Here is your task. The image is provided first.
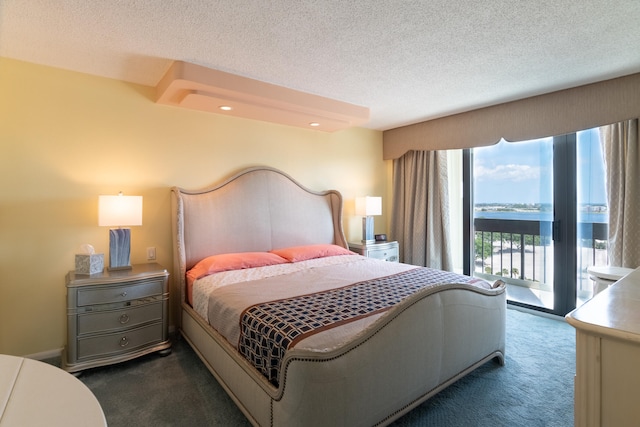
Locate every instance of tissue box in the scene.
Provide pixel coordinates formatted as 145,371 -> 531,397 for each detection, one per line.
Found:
75,254 -> 104,275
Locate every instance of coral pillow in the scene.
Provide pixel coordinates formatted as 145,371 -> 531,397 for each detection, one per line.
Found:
270,244 -> 355,263
187,252 -> 289,283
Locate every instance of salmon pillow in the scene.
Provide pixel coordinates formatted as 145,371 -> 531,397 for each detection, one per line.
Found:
270,244 -> 355,263
187,252 -> 289,283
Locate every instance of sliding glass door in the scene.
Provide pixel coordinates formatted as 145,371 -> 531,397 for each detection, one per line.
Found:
470,137 -> 556,311
464,128 -> 607,316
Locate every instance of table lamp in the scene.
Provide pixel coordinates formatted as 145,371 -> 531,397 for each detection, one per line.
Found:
99,193 -> 142,270
355,196 -> 382,243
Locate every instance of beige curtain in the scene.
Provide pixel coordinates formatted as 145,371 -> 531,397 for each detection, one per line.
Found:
391,150 -> 452,270
600,119 -> 640,268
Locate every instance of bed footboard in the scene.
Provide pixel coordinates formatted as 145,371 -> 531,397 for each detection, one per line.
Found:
181,286 -> 505,427
273,287 -> 505,426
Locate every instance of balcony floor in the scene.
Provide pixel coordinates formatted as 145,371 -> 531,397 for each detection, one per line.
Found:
506,282 -> 593,311
507,283 -> 553,309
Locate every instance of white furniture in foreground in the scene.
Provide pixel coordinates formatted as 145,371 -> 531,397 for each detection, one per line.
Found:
0,354 -> 106,426
566,266 -> 640,427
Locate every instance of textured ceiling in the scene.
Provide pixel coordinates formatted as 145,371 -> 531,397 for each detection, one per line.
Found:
2,1 -> 640,131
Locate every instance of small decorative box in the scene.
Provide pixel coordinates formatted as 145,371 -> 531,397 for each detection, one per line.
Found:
75,254 -> 104,275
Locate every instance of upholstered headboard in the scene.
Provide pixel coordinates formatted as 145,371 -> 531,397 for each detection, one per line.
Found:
171,166 -> 347,301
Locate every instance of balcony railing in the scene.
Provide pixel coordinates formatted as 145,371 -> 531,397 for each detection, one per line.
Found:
473,218 -> 608,295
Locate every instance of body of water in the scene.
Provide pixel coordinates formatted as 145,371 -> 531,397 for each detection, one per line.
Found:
474,210 -> 608,224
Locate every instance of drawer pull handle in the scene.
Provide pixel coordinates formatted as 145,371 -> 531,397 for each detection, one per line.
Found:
119,314 -> 130,324
120,291 -> 127,297
119,336 -> 129,347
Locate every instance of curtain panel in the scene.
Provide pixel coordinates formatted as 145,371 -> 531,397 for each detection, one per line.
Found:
391,150 -> 452,270
600,119 -> 640,268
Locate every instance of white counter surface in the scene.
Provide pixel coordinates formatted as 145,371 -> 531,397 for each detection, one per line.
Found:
567,267 -> 640,343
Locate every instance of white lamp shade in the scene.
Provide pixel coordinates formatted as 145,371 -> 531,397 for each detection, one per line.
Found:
98,195 -> 143,227
355,196 -> 382,216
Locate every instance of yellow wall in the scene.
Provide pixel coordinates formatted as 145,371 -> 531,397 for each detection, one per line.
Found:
0,58 -> 389,357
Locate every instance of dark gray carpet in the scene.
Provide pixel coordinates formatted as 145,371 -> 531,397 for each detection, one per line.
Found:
77,308 -> 574,426
389,308 -> 575,426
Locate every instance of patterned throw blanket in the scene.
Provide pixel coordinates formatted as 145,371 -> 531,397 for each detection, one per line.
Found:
238,267 -> 489,386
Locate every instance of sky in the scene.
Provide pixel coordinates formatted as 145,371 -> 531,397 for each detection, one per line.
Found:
473,128 -> 607,205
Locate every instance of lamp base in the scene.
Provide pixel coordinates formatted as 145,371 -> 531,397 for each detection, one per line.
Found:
361,216 -> 375,244
108,228 -> 132,270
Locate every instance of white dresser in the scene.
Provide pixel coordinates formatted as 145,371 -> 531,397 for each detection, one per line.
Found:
566,267 -> 640,427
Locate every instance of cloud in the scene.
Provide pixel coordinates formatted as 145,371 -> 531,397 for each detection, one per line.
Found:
475,164 -> 540,182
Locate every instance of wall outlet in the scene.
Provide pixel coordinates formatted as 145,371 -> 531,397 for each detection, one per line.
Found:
147,247 -> 156,260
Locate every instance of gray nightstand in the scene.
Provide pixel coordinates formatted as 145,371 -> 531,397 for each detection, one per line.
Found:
349,241 -> 399,262
63,263 -> 171,374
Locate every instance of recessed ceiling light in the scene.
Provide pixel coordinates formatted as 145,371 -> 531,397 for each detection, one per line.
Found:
219,105 -> 233,111
309,122 -> 320,127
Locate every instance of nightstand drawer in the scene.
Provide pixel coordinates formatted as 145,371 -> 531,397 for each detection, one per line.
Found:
367,248 -> 398,262
77,278 -> 164,306
77,323 -> 163,360
77,302 -> 163,335
349,241 -> 399,262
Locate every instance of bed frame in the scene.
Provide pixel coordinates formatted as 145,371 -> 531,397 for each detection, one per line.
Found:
171,166 -> 506,426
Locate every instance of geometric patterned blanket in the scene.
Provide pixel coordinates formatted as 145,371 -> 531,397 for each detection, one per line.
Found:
238,267 -> 488,386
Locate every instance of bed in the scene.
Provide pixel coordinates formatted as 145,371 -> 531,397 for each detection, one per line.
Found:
171,166 -> 506,427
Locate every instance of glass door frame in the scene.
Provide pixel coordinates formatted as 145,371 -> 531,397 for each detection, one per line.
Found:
552,134 -> 577,315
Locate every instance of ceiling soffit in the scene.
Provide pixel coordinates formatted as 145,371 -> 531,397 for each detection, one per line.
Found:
156,61 -> 369,132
